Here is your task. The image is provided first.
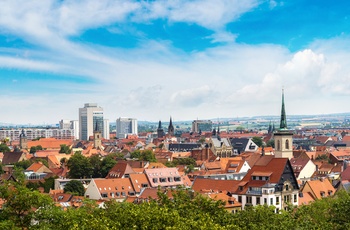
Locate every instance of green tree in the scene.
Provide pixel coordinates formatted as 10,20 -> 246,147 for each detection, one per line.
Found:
266,139 -> 275,148
67,153 -> 93,179
59,144 -> 71,154
40,176 -> 56,193
89,154 -> 102,178
64,180 -> 85,196
0,181 -> 53,229
139,149 -> 157,162
252,136 -> 263,147
29,145 -> 43,154
0,144 -> 10,153
100,154 -> 117,178
130,149 -> 141,159
14,160 -> 31,170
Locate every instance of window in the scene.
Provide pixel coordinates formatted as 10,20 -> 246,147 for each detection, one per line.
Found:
256,197 -> 260,205
168,177 -> 173,182
246,196 -> 252,204
160,178 -> 167,183
294,194 -> 297,202
285,184 -> 289,191
153,178 -> 158,183
141,183 -> 148,188
285,139 -> 289,149
264,198 -> 267,204
277,140 -> 281,151
238,196 -> 242,203
116,192 -> 120,197
110,192 -> 114,197
276,197 -> 280,205
174,177 -> 181,182
101,193 -> 108,198
121,192 -> 126,196
284,195 -> 290,203
128,191 -> 136,196
270,198 -> 273,205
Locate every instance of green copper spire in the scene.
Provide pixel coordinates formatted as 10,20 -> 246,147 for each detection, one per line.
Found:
280,89 -> 287,130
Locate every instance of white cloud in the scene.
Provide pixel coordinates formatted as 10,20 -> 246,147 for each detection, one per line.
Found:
170,85 -> 214,107
141,0 -> 259,30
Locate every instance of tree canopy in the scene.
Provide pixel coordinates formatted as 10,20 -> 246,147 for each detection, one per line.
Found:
59,144 -> 71,154
130,149 -> 156,162
64,180 -> 85,196
67,153 -> 93,179
0,143 -> 10,153
2,181 -> 350,229
29,145 -> 43,154
251,136 -> 263,147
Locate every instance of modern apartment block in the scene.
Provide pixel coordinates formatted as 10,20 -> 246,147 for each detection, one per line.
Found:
0,128 -> 75,141
192,119 -> 213,133
116,117 -> 138,139
79,103 -> 104,140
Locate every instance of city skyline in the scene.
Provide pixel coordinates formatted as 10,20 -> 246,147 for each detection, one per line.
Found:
1,1 -> 350,124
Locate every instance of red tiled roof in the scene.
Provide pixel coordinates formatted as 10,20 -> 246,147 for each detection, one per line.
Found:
129,174 -> 150,193
28,138 -> 73,149
192,178 -> 240,193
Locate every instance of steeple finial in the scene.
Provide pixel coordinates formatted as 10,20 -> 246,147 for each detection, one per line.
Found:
280,88 -> 287,130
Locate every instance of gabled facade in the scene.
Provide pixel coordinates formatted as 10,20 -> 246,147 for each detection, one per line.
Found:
232,157 -> 299,212
85,178 -> 135,201
290,158 -> 316,181
209,137 -> 233,158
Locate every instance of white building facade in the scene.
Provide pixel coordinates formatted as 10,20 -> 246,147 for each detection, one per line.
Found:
79,103 -> 104,140
116,117 -> 138,139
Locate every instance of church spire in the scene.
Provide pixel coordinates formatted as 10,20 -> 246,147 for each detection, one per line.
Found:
168,116 -> 174,136
280,88 -> 287,130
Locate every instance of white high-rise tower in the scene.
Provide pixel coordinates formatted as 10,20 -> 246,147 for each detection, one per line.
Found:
79,103 -> 104,140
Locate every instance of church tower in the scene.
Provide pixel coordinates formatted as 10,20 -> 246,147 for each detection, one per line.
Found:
19,129 -> 27,149
157,120 -> 165,138
274,89 -> 293,159
168,117 -> 174,136
93,121 -> 102,149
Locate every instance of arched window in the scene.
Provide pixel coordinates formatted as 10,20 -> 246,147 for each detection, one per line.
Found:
285,139 -> 289,150
277,140 -> 281,151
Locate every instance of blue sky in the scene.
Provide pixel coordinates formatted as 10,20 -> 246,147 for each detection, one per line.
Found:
1,0 -> 350,124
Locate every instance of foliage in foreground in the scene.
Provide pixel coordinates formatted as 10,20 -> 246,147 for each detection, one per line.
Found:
2,180 -> 350,229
